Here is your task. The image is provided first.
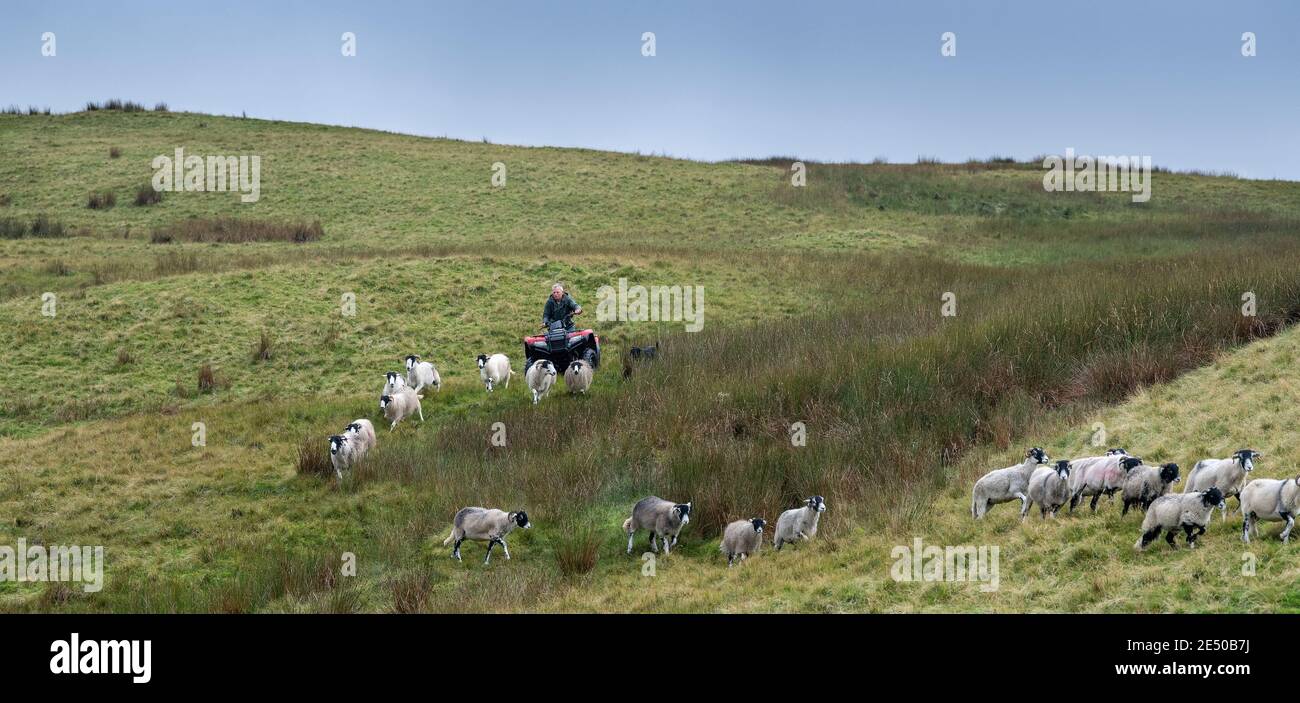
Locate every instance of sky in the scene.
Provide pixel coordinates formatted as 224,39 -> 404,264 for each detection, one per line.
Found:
3,0 -> 1298,179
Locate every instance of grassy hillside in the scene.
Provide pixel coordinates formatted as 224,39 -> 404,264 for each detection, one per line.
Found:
1,108 -> 1298,612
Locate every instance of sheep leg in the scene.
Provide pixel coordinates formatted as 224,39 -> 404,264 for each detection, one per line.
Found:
1122,500 -> 1130,516
648,534 -> 658,553
1281,512 -> 1295,543
500,538 -> 511,560
452,538 -> 463,561
662,534 -> 671,556
484,540 -> 497,565
1069,490 -> 1081,513
1020,497 -> 1031,521
1089,493 -> 1101,512
1166,528 -> 1179,549
417,406 -> 424,422
625,530 -> 635,555
727,554 -> 734,568
1242,514 -> 1252,543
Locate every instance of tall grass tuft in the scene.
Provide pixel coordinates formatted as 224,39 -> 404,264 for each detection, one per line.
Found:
295,435 -> 333,478
553,520 -> 602,576
135,184 -> 162,206
252,331 -> 274,363
198,363 -> 216,394
86,191 -> 116,209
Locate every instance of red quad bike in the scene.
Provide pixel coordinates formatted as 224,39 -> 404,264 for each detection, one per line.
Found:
524,319 -> 601,375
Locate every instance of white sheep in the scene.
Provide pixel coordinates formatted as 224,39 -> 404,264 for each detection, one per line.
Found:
1135,487 -> 1225,550
441,508 -> 531,565
379,388 -> 423,431
1239,475 -> 1300,543
477,353 -> 512,392
405,354 -> 441,393
971,448 -> 1049,519
623,497 -> 691,555
563,359 -> 593,395
1121,462 -> 1180,516
525,360 -> 557,404
774,495 -> 826,549
327,434 -> 362,479
1184,449 -> 1260,521
382,371 -> 407,396
342,418 -> 376,455
1025,460 -> 1072,519
720,518 -> 766,566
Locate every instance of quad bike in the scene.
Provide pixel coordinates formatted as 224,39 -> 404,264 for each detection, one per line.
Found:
523,318 -> 600,375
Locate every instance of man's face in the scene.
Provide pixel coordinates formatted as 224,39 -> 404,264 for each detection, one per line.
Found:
551,288 -> 563,300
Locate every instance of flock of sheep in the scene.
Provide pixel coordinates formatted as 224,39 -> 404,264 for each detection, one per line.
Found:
326,352 -> 597,476
323,351 -> 827,567
971,447 -> 1299,549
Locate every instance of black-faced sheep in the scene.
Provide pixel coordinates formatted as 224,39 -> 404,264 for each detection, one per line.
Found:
379,388 -> 423,431
1135,487 -> 1225,551
1070,453 -> 1143,513
623,496 -> 691,555
971,448 -> 1049,519
1026,460 -> 1072,519
441,508 -> 531,565
1121,462 -> 1179,516
1184,449 -> 1260,521
563,359 -> 593,394
525,359 -> 557,404
774,495 -> 826,549
477,353 -> 512,392
405,354 -> 441,393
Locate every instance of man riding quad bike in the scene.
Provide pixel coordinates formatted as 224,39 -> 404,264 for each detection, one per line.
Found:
524,284 -> 600,375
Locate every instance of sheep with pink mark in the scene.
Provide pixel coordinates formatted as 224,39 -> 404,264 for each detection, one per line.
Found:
1069,450 -> 1142,513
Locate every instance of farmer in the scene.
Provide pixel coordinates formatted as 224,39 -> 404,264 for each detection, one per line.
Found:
541,283 -> 583,331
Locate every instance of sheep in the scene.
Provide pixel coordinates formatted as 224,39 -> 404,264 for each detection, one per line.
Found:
1025,460 -> 1072,519
1134,487 -> 1225,550
342,418 -> 376,455
477,353 -> 512,392
405,354 -> 441,393
774,495 -> 826,549
327,434 -> 362,479
441,508 -> 531,565
525,359 -> 557,404
379,388 -> 423,431
1184,449 -> 1260,521
382,371 -> 407,396
1069,452 -> 1142,513
563,359 -> 593,395
720,518 -> 766,566
1239,475 -> 1300,543
971,448 -> 1049,519
1121,463 -> 1180,516
623,497 -> 691,555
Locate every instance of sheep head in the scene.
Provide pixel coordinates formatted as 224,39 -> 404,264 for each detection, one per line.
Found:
1160,463 -> 1180,484
1234,449 -> 1260,472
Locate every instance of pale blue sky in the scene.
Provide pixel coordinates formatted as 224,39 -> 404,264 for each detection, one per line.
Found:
3,0 -> 1297,178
